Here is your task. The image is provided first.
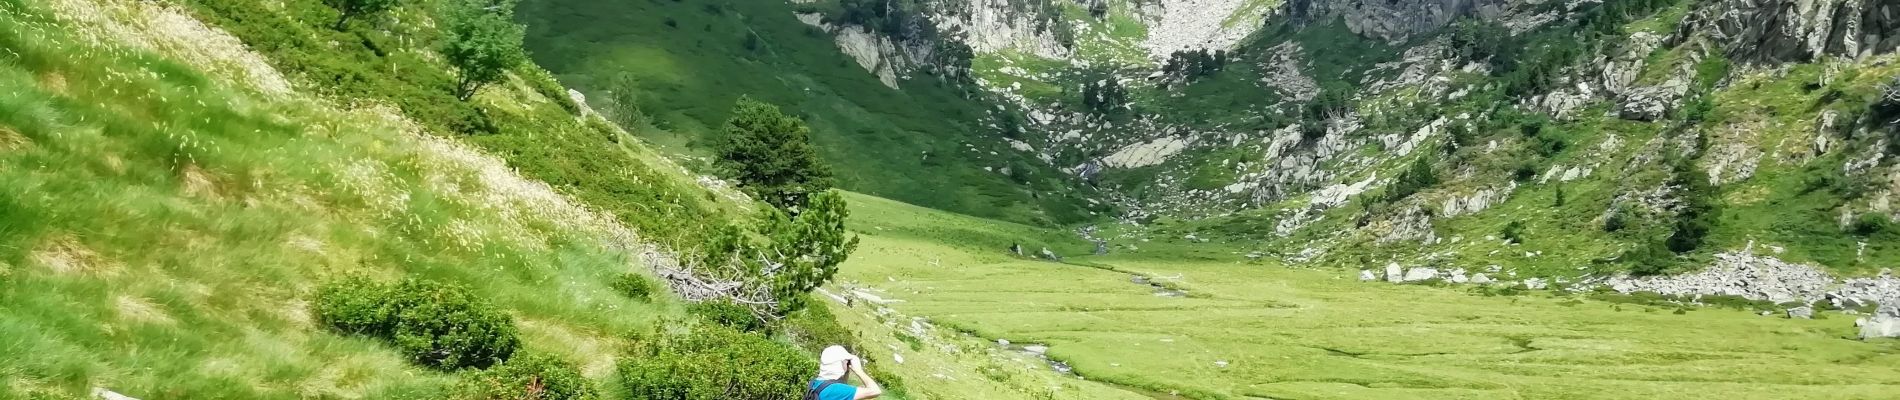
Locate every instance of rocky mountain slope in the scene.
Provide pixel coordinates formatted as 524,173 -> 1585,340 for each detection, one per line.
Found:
789,0 -> 1900,312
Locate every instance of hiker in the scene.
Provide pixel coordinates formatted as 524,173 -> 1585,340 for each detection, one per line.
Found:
807,346 -> 883,400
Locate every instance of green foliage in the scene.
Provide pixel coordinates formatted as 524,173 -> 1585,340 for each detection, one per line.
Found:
453,353 -> 597,400
442,0 -> 527,100
1383,156 -> 1440,203
619,325 -> 814,400
314,279 -> 520,370
1448,18 -> 1507,63
1162,49 -> 1230,80
690,300 -> 767,333
611,273 -> 658,301
1501,220 -> 1526,244
1624,241 -> 1680,276
716,97 -> 835,210
1851,213 -> 1893,236
1664,159 -> 1718,253
759,190 -> 861,313
324,0 -> 400,29
1081,78 -> 1130,114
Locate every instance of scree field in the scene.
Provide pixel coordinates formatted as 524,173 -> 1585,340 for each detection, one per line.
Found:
821,193 -> 1900,400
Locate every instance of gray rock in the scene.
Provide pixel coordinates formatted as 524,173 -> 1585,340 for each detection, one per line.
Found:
1402,267 -> 1440,282
92,389 -> 139,400
1699,0 -> 1900,63
1788,306 -> 1814,319
1471,273 -> 1493,284
1023,345 -> 1049,355
1523,278 -> 1548,290
1359,269 -> 1378,282
1604,252 -> 1900,307
1385,263 -> 1405,283
1618,79 -> 1687,121
1858,306 -> 1900,340
1448,268 -> 1470,284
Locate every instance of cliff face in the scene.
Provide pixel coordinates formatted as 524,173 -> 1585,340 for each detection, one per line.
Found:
1698,0 -> 1900,63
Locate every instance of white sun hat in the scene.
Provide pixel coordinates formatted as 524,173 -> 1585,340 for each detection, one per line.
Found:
818,345 -> 859,380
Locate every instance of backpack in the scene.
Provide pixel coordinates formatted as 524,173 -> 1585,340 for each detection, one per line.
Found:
804,379 -> 843,400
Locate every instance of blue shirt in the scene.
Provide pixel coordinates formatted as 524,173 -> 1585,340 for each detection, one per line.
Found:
808,379 -> 858,400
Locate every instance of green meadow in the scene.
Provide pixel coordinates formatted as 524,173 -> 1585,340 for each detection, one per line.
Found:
827,193 -> 1900,400
0,1 -> 677,396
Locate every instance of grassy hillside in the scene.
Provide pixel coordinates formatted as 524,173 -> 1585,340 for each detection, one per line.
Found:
829,192 -> 1900,400
0,0 -> 678,396
515,0 -> 1106,227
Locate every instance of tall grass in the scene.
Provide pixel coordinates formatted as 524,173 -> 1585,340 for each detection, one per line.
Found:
0,2 -> 668,397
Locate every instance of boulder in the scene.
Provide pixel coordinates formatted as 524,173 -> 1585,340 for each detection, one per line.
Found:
1402,268 -> 1439,282
1448,268 -> 1470,284
1859,306 -> 1900,340
1523,278 -> 1548,290
1471,273 -> 1493,284
1787,306 -> 1814,319
1359,269 -> 1378,282
1385,263 -> 1405,283
92,389 -> 138,400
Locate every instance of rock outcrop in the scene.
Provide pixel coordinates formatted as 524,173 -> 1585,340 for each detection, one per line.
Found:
1285,0 -> 1509,42
1696,0 -> 1900,63
1860,305 -> 1900,339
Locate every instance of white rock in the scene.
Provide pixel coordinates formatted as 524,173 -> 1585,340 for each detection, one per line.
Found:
1359,270 -> 1378,282
1385,263 -> 1405,283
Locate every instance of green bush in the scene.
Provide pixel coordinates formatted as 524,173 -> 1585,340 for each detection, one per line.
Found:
1851,213 -> 1893,236
619,325 -> 814,400
453,353 -> 597,400
611,273 -> 658,301
314,277 -> 397,335
313,278 -> 520,370
690,300 -> 766,333
1500,220 -> 1526,244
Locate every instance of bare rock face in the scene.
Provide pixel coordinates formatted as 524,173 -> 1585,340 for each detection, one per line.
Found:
1285,0 -> 1510,43
1697,0 -> 1900,63
1618,78 -> 1689,121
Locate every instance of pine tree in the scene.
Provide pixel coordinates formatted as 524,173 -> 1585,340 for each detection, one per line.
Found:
715,98 -> 835,211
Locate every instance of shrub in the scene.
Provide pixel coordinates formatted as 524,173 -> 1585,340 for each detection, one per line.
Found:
313,278 -> 520,370
314,277 -> 396,335
454,353 -> 596,400
690,300 -> 766,333
1500,220 -> 1526,244
619,325 -> 814,400
1851,212 -> 1893,236
611,273 -> 657,301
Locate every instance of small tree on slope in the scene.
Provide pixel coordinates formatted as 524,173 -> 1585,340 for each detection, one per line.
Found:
715,97 -> 835,211
442,0 -> 526,101
326,0 -> 400,29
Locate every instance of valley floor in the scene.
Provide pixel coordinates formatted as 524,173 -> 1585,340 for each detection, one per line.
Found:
827,194 -> 1900,400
